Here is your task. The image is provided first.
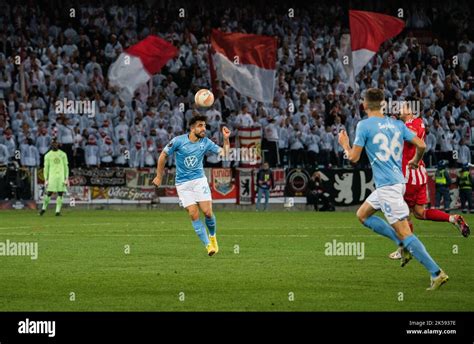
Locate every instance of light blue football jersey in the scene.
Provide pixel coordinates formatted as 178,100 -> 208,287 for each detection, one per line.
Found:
163,134 -> 221,184
353,116 -> 416,188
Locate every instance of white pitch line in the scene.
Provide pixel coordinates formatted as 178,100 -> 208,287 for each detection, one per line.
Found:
0,232 -> 309,237
0,232 -> 460,238
0,223 -> 115,230
0,223 -> 357,231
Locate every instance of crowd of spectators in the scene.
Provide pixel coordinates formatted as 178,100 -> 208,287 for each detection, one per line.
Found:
0,0 -> 472,171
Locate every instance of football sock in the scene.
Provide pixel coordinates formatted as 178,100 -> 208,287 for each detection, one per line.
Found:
423,209 -> 450,222
42,195 -> 51,210
363,216 -> 402,246
192,219 -> 210,246
205,214 -> 216,237
402,234 -> 440,278
55,196 -> 63,213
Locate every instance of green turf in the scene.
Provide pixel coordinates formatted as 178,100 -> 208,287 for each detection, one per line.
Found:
0,209 -> 472,311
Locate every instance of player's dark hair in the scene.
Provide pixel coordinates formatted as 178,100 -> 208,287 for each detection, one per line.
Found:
51,138 -> 59,150
364,88 -> 385,111
189,115 -> 207,128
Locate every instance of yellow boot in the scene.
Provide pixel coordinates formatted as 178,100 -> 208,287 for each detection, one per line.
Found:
206,243 -> 216,256
209,235 -> 219,254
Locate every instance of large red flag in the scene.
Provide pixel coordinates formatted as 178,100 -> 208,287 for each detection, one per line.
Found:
210,29 -> 277,104
108,35 -> 178,100
349,10 -> 405,76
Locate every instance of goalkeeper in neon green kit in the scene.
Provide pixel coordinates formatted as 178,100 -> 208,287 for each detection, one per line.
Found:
39,139 -> 69,216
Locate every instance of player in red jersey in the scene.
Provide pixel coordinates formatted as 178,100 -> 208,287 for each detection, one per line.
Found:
389,103 -> 470,260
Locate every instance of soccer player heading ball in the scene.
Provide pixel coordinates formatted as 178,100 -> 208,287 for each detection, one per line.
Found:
338,88 -> 448,290
152,115 -> 231,256
39,138 -> 69,216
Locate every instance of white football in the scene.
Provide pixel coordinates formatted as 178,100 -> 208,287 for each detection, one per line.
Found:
194,89 -> 214,108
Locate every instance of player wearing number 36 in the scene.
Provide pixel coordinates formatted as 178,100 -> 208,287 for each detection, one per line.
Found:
338,88 -> 448,291
152,115 -> 231,257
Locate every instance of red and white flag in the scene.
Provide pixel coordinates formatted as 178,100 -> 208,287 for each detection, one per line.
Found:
238,127 -> 262,167
349,10 -> 405,76
210,29 -> 277,104
108,35 -> 178,100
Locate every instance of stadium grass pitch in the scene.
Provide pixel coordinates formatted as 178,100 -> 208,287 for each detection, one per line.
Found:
0,209 -> 472,311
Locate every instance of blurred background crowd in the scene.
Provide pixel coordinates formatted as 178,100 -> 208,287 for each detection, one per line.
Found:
0,0 -> 473,170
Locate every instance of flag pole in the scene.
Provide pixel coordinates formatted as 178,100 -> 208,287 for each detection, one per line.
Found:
208,32 -> 218,95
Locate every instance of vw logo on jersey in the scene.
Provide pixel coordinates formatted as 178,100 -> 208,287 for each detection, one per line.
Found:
184,155 -> 198,168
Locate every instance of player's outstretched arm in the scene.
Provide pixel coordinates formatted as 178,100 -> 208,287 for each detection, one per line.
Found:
153,151 -> 167,187
407,136 -> 426,169
218,126 -> 231,157
338,130 -> 363,163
